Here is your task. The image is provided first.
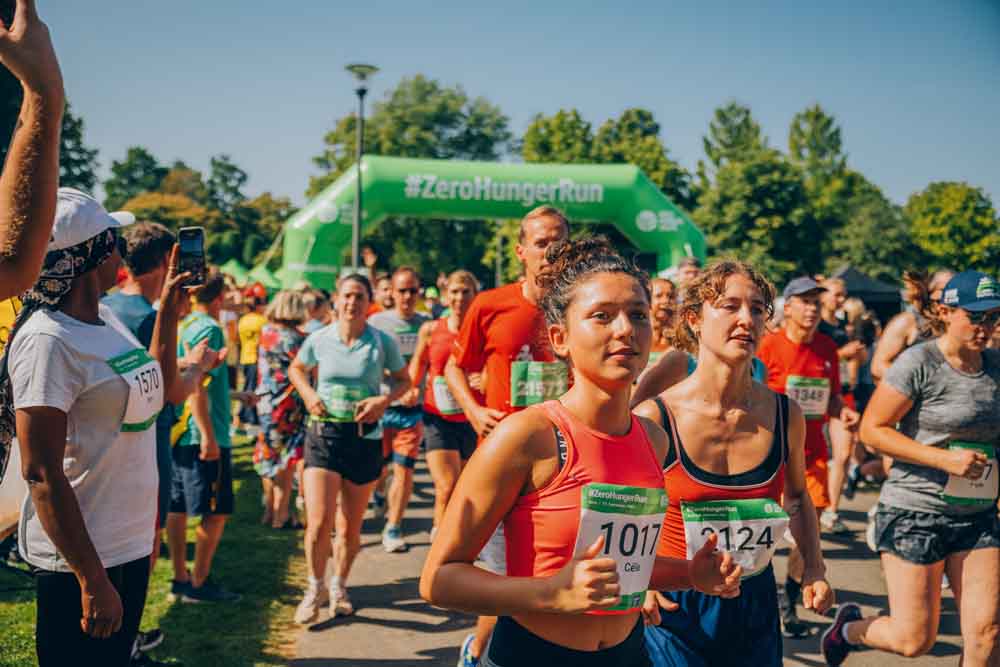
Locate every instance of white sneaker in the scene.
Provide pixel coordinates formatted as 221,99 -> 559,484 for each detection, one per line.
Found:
382,526 -> 408,553
330,586 -> 354,617
821,510 -> 852,535
294,585 -> 329,625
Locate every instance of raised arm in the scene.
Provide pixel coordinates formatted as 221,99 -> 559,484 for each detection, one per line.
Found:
0,0 -> 65,299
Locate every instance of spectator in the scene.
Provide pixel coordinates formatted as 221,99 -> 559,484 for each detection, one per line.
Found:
0,0 -> 64,300
237,283 -> 268,432
302,288 -> 333,334
2,189 -> 191,666
675,256 -> 702,290
254,290 -> 308,529
167,269 -> 254,603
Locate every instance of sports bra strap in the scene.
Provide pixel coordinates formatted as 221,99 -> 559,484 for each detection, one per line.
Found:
777,393 -> 790,464
653,396 -> 678,470
553,425 -> 569,470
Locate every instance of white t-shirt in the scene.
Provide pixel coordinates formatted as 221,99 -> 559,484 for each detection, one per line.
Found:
10,304 -> 159,572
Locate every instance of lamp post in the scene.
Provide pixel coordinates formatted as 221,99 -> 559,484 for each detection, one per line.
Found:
345,63 -> 378,270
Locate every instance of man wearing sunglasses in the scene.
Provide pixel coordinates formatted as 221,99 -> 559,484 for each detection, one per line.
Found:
368,267 -> 430,553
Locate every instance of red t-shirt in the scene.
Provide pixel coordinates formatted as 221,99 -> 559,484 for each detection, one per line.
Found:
758,328 -> 841,463
452,282 -> 562,414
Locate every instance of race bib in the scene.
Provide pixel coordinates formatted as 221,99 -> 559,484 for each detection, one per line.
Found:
432,376 -> 463,416
572,483 -> 668,613
786,376 -> 830,420
396,325 -> 419,359
510,360 -> 567,407
682,498 -> 789,579
320,384 -> 370,422
942,441 -> 999,507
107,349 -> 163,433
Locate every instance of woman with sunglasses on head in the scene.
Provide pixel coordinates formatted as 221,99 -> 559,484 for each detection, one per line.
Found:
822,271 -> 1000,666
2,189 -> 201,666
635,261 -> 833,667
421,237 -> 741,667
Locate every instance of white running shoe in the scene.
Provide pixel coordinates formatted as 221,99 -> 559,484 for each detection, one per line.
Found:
382,525 -> 408,553
294,585 -> 329,625
330,586 -> 354,617
865,504 -> 878,552
821,510 -> 852,535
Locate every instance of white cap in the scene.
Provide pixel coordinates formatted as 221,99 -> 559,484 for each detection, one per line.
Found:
50,188 -> 135,252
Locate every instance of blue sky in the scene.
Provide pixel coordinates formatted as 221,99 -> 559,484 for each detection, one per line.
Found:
50,1 -> 999,207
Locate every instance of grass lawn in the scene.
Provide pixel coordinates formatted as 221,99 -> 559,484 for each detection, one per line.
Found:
0,440 -> 305,667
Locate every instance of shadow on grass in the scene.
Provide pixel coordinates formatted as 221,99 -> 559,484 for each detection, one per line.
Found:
145,444 -> 303,667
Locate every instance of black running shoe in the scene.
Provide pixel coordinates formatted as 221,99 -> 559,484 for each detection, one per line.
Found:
821,603 -> 863,666
778,586 -> 809,638
182,578 -> 241,603
135,628 -> 165,652
167,577 -> 192,603
843,465 -> 861,501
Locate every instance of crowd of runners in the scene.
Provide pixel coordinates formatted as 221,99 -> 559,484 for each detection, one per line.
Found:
1,3 -> 999,667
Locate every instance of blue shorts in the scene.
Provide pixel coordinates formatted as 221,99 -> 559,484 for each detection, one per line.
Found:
644,564 -> 782,667
169,446 -> 234,516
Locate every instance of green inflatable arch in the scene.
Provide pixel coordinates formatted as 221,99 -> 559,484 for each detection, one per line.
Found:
279,156 -> 706,289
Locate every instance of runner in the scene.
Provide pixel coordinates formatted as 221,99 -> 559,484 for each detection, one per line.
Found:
647,278 -> 676,370
757,276 -> 859,638
822,271 -> 1000,666
421,236 -> 741,667
409,270 -> 479,539
368,267 -> 430,552
443,205 -> 570,666
635,261 -> 833,666
288,274 -> 411,624
237,283 -> 268,432
818,278 -> 867,535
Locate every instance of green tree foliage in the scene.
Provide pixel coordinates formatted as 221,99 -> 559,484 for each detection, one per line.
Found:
309,75 -> 511,283
826,172 -> 921,281
905,182 -> 999,271
120,192 -> 210,231
592,108 -> 695,211
104,147 -> 167,210
702,101 -> 767,171
694,149 -> 820,284
522,109 -> 593,164
206,154 -> 248,215
788,104 -> 846,187
58,104 -> 99,192
159,161 -> 208,202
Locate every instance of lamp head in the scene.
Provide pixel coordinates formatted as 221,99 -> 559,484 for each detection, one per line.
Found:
346,63 -> 379,82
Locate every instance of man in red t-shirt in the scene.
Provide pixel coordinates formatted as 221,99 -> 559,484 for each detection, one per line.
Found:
444,205 -> 569,666
758,276 -> 859,637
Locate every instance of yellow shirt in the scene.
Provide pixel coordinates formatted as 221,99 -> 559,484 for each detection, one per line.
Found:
237,311 -> 267,366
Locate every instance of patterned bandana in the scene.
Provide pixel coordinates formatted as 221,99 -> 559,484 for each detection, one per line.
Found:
0,228 -> 120,482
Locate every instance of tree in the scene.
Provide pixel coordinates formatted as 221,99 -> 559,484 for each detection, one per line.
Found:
159,160 -> 208,202
310,75 -> 511,196
235,192 -> 296,267
826,172 -> 921,281
694,149 -> 820,284
58,104 -> 99,192
119,192 -> 210,231
309,75 -> 511,282
905,182 -> 999,271
702,101 -> 767,171
521,109 -> 593,164
788,104 -> 846,187
104,147 -> 167,210
592,108 -> 695,211
206,154 -> 248,215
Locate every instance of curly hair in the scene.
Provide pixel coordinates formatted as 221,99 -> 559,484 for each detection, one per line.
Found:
536,235 -> 650,327
902,269 -> 953,338
672,260 -> 775,353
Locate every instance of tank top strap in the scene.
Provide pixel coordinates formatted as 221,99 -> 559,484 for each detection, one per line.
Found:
653,397 -> 679,470
537,400 -> 578,471
776,393 -> 790,464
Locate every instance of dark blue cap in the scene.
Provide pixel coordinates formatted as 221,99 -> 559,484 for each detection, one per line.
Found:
783,276 -> 825,300
940,271 -> 1000,312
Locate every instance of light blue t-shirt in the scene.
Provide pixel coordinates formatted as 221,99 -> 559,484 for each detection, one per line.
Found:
297,324 -> 405,432
176,312 -> 231,449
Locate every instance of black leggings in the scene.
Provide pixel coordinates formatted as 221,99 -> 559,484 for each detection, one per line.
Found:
483,616 -> 650,667
35,556 -> 150,667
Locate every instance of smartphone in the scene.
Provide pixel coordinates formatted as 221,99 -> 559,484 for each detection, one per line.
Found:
177,227 -> 206,287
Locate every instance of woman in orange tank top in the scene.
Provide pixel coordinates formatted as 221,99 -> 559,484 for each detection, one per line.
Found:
633,261 -> 833,667
420,237 -> 742,667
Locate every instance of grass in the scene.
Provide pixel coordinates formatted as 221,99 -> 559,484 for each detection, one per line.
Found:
0,440 -> 305,667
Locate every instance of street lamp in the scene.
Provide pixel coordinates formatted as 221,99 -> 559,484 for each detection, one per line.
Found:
345,63 -> 378,270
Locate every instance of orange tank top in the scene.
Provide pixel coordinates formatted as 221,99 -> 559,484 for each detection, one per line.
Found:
656,394 -> 789,559
504,400 -> 665,579
423,318 -> 466,422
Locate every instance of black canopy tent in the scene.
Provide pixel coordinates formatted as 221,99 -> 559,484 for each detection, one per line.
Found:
831,264 -> 902,323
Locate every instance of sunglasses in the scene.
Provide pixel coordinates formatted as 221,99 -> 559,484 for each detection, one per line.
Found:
964,309 -> 1000,327
396,287 -> 421,295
